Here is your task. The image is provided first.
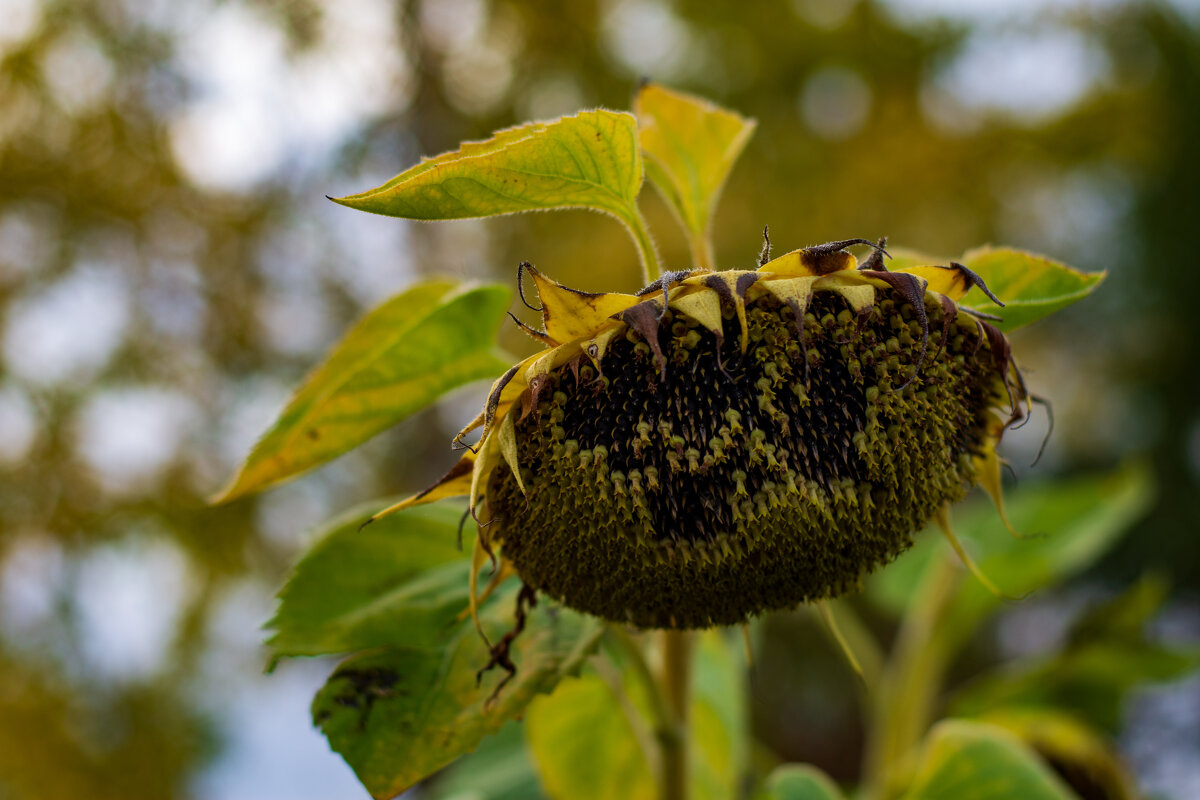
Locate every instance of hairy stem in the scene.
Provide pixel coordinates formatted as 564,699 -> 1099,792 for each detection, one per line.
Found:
659,630 -> 692,800
622,208 -> 663,283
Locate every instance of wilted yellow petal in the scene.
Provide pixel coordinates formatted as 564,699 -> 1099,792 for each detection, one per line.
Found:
366,452 -> 476,522
758,276 -> 819,313
523,341 -> 585,385
977,438 -> 1024,539
685,270 -> 759,352
759,247 -> 858,277
527,263 -> 642,344
896,264 -> 977,301
935,504 -> 1007,600
469,433 -> 501,519
669,287 -> 725,336
817,273 -> 877,313
469,532 -> 491,643
479,352 -> 544,444
452,410 -> 486,449
496,412 -> 525,495
582,326 -> 624,368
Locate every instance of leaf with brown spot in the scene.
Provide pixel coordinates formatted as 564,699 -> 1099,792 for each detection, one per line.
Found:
311,586 -> 603,800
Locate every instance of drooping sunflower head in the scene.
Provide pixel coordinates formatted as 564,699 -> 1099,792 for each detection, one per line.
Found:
389,239 -> 1029,629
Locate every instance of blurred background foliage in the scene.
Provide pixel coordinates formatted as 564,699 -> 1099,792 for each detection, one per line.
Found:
1,0 -> 1198,797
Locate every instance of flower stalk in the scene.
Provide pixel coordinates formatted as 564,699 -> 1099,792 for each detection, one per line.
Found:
620,207 -> 663,283
659,630 -> 693,800
862,552 -> 962,799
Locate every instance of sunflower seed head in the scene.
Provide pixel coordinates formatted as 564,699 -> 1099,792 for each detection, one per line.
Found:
484,281 -> 1017,628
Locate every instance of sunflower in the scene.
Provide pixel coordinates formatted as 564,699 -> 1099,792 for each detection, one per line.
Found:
373,237 -> 1028,630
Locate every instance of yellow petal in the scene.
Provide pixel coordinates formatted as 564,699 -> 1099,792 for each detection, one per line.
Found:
685,270 -> 759,352
469,431 -> 501,519
817,600 -> 865,682
935,503 -> 1008,600
452,409 -> 486,449
469,557 -> 515,617
469,531 -> 491,644
582,325 -> 624,368
759,247 -> 858,277
895,264 -> 976,301
479,351 -> 542,444
759,275 -> 819,312
522,340 -> 585,385
496,411 -> 525,495
527,263 -> 641,344
668,286 -> 724,336
816,272 -> 877,314
365,451 -> 476,522
977,438 -> 1024,539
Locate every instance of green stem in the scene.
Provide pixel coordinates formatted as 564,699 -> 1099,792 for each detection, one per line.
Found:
862,553 -> 962,800
660,630 -> 692,800
622,208 -> 663,283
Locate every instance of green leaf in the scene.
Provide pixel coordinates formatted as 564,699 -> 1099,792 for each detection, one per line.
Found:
524,629 -> 747,800
691,630 -> 750,800
940,462 -> 1152,648
965,709 -> 1139,800
214,281 -> 511,502
312,588 -> 603,800
266,501 -> 470,659
759,764 -> 845,800
953,639 -> 1199,733
868,463 -> 1153,636
634,83 -> 756,267
332,110 -> 644,225
901,720 -> 1074,800
950,577 -> 1200,732
958,246 -> 1106,331
524,674 -> 657,800
426,720 -> 546,800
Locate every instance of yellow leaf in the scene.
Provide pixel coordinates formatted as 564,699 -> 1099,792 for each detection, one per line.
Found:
635,83 -> 756,267
332,110 -> 644,223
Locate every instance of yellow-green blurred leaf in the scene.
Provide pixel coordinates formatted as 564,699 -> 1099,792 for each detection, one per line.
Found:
901,720 -> 1074,800
313,588 -> 603,800
525,629 -> 747,800
214,281 -> 511,502
332,110 -> 644,224
958,246 -> 1106,331
634,83 -> 756,267
968,709 -> 1139,800
949,577 -> 1200,733
427,721 -> 546,800
266,501 -> 470,659
525,674 -> 656,800
868,462 -> 1153,634
691,630 -> 749,800
758,764 -> 845,800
